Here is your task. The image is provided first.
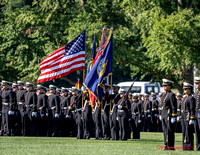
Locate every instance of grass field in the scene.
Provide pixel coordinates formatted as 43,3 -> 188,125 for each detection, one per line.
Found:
0,132 -> 198,155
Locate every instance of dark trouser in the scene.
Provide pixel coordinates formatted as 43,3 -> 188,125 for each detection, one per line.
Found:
194,117 -> 200,150
181,117 -> 194,150
94,108 -> 102,139
83,110 -> 92,139
24,113 -> 36,136
60,114 -> 71,137
151,112 -> 158,132
101,112 -> 110,140
37,116 -> 47,136
132,116 -> 140,139
157,118 -> 163,132
176,120 -> 182,133
47,114 -> 58,137
2,109 -> 11,136
76,111 -> 83,139
118,112 -> 128,140
71,111 -> 77,137
110,113 -> 119,140
161,116 -> 176,149
144,114 -> 151,132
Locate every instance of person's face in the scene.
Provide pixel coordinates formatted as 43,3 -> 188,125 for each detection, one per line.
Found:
144,96 -> 149,100
63,91 -> 68,96
50,88 -> 56,94
132,98 -> 137,102
37,89 -> 42,94
2,84 -> 8,90
195,83 -> 200,90
27,86 -> 33,92
138,96 -> 142,100
163,85 -> 171,91
13,87 -> 18,92
151,96 -> 156,100
18,84 -> 24,90
184,88 -> 191,95
120,93 -> 125,98
113,88 -> 119,94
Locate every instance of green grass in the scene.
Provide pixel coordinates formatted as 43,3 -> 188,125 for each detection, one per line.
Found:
0,132 -> 198,154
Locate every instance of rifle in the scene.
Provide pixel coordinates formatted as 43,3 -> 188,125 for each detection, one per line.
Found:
70,97 -> 77,108
120,82 -> 134,106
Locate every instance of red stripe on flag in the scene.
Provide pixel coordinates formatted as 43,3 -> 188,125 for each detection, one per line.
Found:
37,66 -> 85,83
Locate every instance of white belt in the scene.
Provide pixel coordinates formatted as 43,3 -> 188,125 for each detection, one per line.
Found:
76,108 -> 82,112
118,110 -> 125,113
51,106 -> 56,110
18,102 -> 24,105
2,102 -> 9,105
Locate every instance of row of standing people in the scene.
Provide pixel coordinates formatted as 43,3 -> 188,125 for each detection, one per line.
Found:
0,80 -> 163,139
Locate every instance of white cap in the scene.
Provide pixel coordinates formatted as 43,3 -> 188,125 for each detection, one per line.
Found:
26,82 -> 34,86
183,82 -> 193,88
49,85 -> 57,89
17,81 -> 25,84
12,83 -> 18,87
162,79 -> 174,84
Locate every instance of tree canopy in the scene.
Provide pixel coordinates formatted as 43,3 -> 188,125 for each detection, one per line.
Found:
0,0 -> 200,91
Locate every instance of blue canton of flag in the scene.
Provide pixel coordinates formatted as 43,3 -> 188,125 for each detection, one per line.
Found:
84,28 -> 113,105
64,30 -> 85,56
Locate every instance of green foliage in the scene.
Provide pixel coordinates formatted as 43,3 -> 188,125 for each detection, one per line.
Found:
0,0 -> 200,90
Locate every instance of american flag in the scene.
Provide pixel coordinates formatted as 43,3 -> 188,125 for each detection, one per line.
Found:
37,30 -> 85,83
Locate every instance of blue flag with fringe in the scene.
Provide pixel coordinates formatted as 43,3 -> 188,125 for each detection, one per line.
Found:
84,28 -> 113,105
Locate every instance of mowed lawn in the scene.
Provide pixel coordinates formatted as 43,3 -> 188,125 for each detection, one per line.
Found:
0,132 -> 197,155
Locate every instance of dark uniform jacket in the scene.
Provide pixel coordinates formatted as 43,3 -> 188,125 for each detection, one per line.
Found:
143,100 -> 152,116
194,90 -> 200,118
25,91 -> 37,113
161,90 -> 177,117
60,96 -> 70,115
2,89 -> 14,112
48,94 -> 60,116
16,89 -> 26,113
181,94 -> 195,120
37,93 -> 48,115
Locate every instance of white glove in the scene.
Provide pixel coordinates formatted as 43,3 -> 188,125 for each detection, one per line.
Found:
118,105 -> 122,109
128,118 -> 131,122
159,115 -> 162,121
147,115 -> 151,118
68,106 -> 72,110
177,116 -> 180,122
138,120 -> 142,123
66,115 -> 71,118
142,115 -> 144,118
116,117 -> 119,121
40,114 -> 44,118
46,113 -> 48,117
189,120 -> 194,125
32,112 -> 37,117
55,113 -> 59,118
39,107 -> 43,110
8,111 -> 14,115
171,117 -> 176,124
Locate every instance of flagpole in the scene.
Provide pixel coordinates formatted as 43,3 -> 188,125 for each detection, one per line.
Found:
110,74 -> 112,113
82,25 -> 86,109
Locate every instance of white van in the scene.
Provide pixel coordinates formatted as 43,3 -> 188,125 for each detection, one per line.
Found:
117,81 -> 161,100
